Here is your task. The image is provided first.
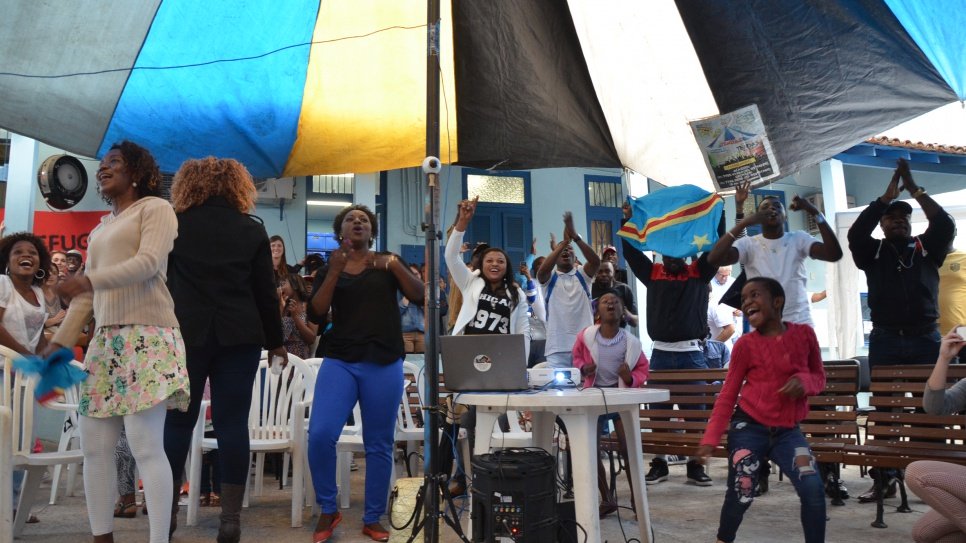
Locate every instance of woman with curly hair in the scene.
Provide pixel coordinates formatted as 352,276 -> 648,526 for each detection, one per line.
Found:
0,232 -> 51,355
45,141 -> 190,543
162,156 -> 286,543
306,204 -> 423,543
0,233 -> 51,529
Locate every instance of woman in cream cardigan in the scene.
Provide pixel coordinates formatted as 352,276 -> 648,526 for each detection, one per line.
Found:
48,141 -> 189,543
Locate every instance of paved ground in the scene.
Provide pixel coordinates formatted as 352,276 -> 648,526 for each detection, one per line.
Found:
14,453 -> 923,543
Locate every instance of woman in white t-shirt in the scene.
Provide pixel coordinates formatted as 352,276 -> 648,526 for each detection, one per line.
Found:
0,232 -> 50,524
0,232 -> 51,355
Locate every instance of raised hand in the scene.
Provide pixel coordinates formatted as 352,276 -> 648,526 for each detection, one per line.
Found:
519,261 -> 531,279
881,165 -> 902,203
789,195 -> 818,215
455,196 -> 479,231
896,158 -> 919,194
563,211 -> 579,241
735,180 -> 751,211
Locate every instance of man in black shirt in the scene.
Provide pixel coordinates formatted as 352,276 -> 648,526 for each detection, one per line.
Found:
848,159 -> 956,367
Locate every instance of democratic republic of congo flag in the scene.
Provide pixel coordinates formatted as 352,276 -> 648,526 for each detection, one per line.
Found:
618,184 -> 723,258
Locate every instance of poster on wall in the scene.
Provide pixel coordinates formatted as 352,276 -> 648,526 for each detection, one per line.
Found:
0,210 -> 108,256
690,104 -> 780,193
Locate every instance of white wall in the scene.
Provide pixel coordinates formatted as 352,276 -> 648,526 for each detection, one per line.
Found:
845,165 -> 965,206
254,180 -> 306,263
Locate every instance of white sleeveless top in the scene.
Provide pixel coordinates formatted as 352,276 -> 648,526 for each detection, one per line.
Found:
0,275 -> 47,353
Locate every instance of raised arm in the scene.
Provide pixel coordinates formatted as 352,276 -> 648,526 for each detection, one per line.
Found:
789,195 -> 843,262
924,328 -> 966,415
444,197 -> 478,293
563,212 -> 600,277
536,238 -> 568,285
620,238 -> 653,285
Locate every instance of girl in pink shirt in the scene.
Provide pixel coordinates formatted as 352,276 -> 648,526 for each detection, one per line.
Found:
697,276 -> 826,543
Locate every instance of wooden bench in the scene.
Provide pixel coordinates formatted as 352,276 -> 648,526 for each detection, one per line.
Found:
638,368 -> 729,458
801,359 -> 862,505
832,364 -> 966,528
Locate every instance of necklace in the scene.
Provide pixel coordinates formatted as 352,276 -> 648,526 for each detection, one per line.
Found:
889,239 -> 918,272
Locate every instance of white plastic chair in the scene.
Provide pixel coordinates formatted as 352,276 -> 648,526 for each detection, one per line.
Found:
186,353 -> 314,528
1,346 -> 84,538
491,410 -> 533,449
1,405 -> 12,543
44,378 -> 83,504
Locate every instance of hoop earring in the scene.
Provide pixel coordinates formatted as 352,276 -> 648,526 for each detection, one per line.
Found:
35,268 -> 46,280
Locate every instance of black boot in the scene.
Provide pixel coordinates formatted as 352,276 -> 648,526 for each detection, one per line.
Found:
169,478 -> 181,541
217,483 -> 245,543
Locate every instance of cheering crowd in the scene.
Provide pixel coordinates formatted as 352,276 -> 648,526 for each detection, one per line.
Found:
2,145 -> 964,543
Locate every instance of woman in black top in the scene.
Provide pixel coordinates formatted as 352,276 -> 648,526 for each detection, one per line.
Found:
307,204 -> 423,543
163,157 -> 286,543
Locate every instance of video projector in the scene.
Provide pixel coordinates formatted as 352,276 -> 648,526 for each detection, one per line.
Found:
527,367 -> 580,388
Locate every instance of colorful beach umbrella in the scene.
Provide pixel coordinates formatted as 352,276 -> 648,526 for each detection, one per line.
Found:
0,0 -> 963,184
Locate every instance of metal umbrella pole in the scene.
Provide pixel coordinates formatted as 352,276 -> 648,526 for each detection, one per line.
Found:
416,0 -> 444,541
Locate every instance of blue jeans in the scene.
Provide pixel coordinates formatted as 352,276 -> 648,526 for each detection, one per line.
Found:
164,340 -> 262,486
650,349 -> 708,412
868,327 -> 941,367
717,408 -> 826,543
649,349 -> 707,371
308,358 -> 403,523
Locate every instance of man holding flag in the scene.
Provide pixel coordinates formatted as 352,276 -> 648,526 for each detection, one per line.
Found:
619,184 -> 724,486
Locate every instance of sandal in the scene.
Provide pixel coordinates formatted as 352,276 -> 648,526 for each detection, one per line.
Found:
199,494 -> 211,507
114,500 -> 138,518
209,493 -> 221,507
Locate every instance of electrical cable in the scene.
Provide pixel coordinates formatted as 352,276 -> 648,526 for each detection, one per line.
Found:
0,24 -> 428,79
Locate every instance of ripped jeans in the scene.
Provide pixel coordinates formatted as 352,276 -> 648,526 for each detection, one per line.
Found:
717,407 -> 826,543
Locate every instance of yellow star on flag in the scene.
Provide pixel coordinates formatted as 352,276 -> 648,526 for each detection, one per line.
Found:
691,233 -> 711,251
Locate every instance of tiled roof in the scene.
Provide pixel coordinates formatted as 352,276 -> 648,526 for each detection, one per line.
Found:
866,136 -> 966,156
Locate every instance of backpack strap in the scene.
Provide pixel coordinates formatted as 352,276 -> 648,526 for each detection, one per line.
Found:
543,273 -> 559,321
544,270 -> 591,322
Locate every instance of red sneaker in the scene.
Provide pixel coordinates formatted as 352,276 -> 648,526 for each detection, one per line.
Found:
361,522 -> 390,542
312,512 -> 341,543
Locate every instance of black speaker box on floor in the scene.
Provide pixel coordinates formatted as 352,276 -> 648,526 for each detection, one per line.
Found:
470,448 -> 557,542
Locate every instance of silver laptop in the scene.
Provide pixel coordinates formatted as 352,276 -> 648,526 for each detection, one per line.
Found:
440,334 -> 529,392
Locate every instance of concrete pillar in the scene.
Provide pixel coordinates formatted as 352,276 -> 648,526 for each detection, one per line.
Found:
5,133 -> 39,232
819,158 -> 855,359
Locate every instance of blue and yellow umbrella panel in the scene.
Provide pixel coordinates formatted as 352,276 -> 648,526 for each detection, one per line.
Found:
0,0 -> 963,183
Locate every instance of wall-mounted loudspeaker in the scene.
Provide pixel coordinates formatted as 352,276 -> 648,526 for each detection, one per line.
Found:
38,154 -> 88,210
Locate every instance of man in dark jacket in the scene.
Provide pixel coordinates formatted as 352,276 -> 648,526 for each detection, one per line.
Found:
848,159 -> 955,368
